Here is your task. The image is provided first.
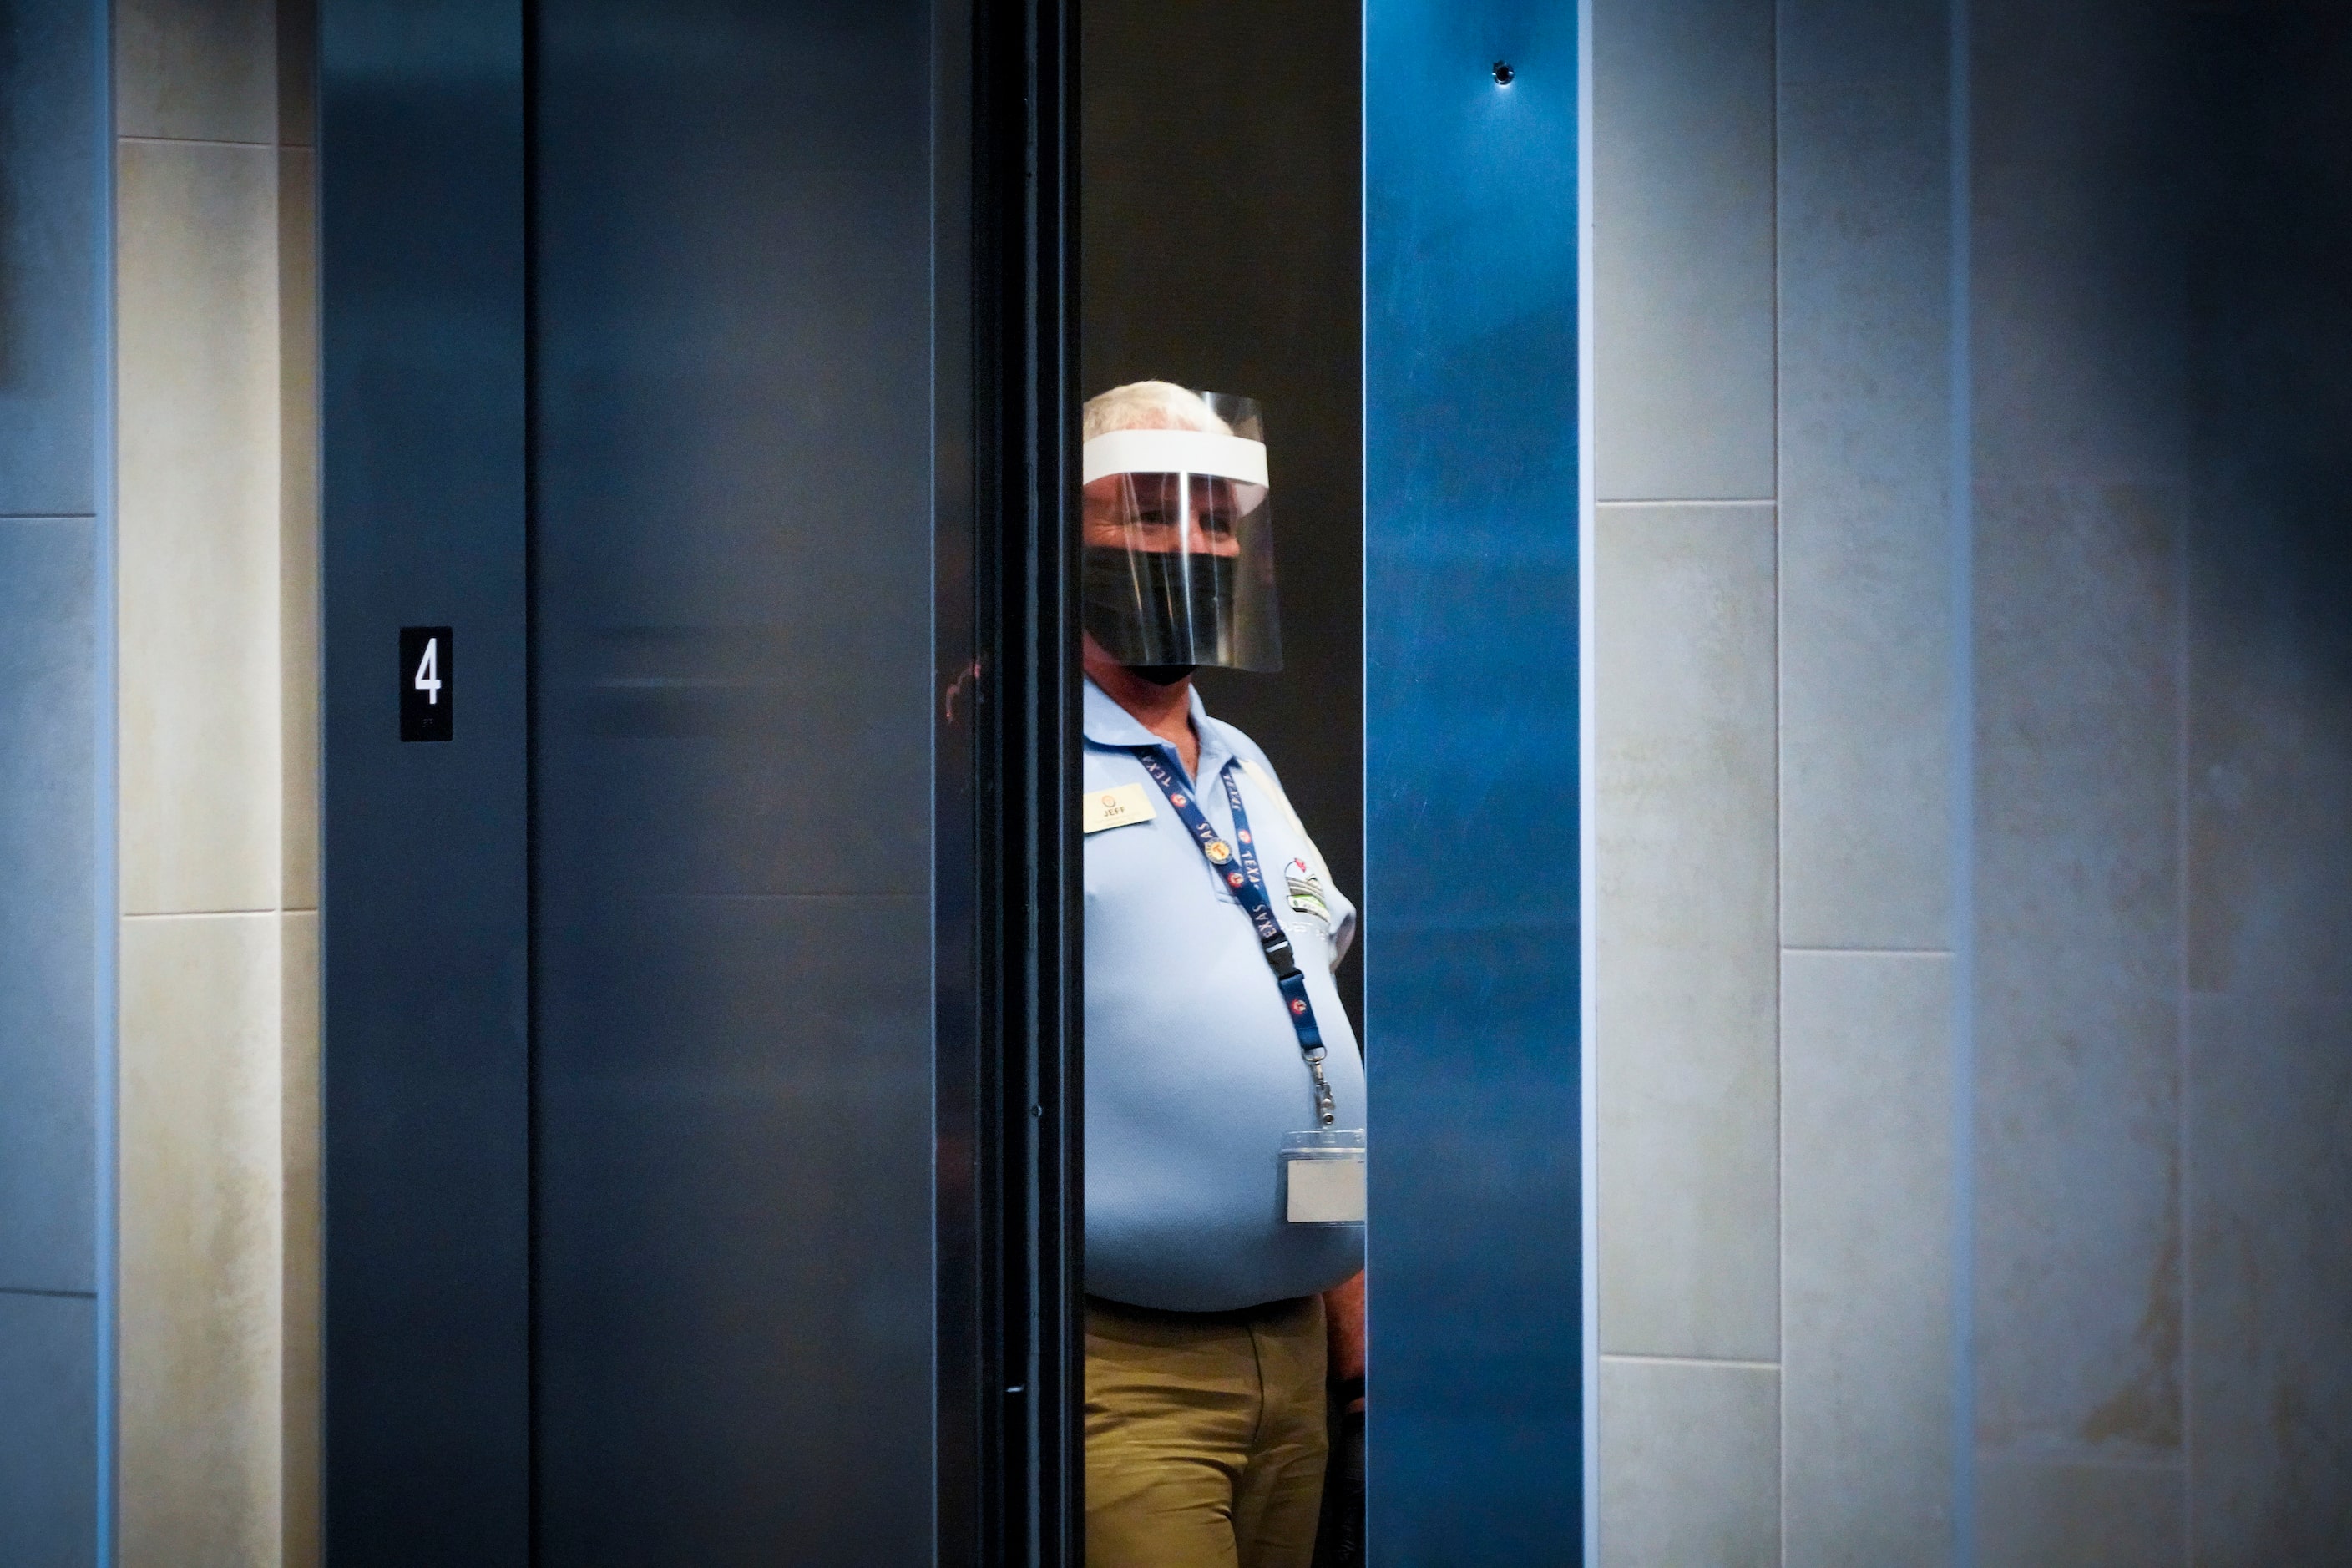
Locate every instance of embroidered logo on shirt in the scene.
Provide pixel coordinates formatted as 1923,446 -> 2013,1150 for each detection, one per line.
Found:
1285,857 -> 1332,925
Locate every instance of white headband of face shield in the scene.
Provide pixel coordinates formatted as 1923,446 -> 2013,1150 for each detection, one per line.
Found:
1080,428 -> 1270,488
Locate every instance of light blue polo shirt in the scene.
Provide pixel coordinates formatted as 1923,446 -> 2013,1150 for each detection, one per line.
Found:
1083,676 -> 1366,1311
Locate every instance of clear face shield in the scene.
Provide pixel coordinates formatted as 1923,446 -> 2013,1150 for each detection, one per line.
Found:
1080,390 -> 1282,674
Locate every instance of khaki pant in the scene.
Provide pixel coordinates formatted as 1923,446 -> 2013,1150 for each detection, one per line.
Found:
1085,1295 -> 1329,1568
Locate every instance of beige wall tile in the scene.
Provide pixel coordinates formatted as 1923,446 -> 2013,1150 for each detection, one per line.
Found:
0,1294 -> 98,1565
1971,1 -> 2189,491
1601,1357 -> 1780,1567
281,911 -> 321,1568
117,0 -> 278,145
2185,501 -> 2352,998
1778,478 -> 1953,950
1596,503 -> 1781,1360
1776,0 -> 1955,950
1783,951 -> 1955,1566
119,139 -> 281,917
280,145 -> 320,912
2187,994 -> 2352,1561
1592,0 -> 1778,500
0,519 -> 100,1294
1976,1457 -> 2183,1566
1974,480 -> 2183,1467
120,913 -> 282,1567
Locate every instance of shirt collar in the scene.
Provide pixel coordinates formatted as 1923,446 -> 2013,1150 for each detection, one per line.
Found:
1082,677 -> 1232,777
1081,677 -> 1156,745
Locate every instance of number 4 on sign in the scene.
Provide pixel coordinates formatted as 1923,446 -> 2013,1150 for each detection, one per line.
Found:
414,636 -> 442,704
399,625 -> 453,742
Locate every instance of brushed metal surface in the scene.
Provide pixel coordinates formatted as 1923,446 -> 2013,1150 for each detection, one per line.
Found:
530,1 -> 938,1558
319,2 -> 530,1560
1364,1 -> 1586,1556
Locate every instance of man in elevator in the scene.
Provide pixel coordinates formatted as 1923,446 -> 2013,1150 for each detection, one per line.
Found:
1080,379 -> 1367,1568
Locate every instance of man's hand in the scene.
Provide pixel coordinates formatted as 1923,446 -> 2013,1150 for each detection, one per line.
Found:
1323,1269 -> 1366,1411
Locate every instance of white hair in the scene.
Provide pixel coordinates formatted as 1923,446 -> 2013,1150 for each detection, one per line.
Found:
1081,380 -> 1232,441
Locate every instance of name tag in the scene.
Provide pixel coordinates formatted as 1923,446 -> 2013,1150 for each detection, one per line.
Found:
1081,782 -> 1156,834
1283,1130 -> 1368,1224
1287,1151 -> 1368,1223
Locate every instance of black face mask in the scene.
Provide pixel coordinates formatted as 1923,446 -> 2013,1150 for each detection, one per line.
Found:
1081,546 -> 1237,668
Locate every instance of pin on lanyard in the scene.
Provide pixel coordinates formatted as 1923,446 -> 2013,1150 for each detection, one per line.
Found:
1129,746 -> 1336,1127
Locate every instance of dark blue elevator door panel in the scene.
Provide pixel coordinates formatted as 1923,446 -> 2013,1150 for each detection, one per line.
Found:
1365,1 -> 1584,1560
321,3 -> 531,1556
532,2 -> 934,1560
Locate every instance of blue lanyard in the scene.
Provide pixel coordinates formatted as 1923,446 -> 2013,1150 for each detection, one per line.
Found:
1129,745 -> 1336,1127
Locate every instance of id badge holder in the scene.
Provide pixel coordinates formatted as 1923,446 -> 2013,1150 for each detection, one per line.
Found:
1282,1130 -> 1368,1225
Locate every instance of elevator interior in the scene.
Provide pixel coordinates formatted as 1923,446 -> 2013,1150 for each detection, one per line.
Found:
1084,4 -> 1585,1561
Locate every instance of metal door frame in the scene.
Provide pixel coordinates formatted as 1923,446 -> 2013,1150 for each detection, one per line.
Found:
944,0 -> 1084,1559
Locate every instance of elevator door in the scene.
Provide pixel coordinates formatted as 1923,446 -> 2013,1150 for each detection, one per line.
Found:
531,2 -> 941,1559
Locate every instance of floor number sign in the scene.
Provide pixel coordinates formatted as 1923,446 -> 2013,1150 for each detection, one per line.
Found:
400,626 -> 453,741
